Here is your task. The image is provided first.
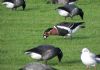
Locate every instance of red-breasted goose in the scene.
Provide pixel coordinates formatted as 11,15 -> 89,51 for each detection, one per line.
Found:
43,22 -> 85,39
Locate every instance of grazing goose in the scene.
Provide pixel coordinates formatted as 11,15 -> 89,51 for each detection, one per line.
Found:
2,0 -> 26,10
81,48 -> 100,70
25,45 -> 63,64
19,62 -> 57,70
56,4 -> 84,20
43,22 -> 85,39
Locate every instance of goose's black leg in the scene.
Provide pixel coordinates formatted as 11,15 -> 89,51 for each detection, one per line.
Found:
22,2 -> 26,10
69,14 -> 73,20
70,31 -> 72,40
70,16 -> 73,20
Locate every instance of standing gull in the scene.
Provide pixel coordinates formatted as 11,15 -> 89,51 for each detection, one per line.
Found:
81,48 -> 100,70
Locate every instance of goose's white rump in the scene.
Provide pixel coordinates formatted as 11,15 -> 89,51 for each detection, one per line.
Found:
2,2 -> 14,8
57,9 -> 69,17
25,52 -> 42,60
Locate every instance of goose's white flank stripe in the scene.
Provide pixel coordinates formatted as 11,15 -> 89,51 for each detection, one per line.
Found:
53,26 -> 59,32
54,26 -> 57,29
57,9 -> 69,17
2,2 -> 14,8
57,25 -> 71,33
57,25 -> 81,34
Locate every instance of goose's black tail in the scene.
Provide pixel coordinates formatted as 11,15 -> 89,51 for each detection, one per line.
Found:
73,22 -> 85,29
77,22 -> 85,28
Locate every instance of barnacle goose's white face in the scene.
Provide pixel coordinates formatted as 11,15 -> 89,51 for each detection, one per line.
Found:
2,2 -> 14,8
57,9 -> 69,17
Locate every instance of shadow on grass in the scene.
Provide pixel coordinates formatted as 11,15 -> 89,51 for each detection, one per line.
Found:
0,49 -> 8,54
63,60 -> 81,64
72,36 -> 90,40
17,6 -> 41,11
23,8 -> 34,11
48,60 -> 81,66
56,36 -> 91,40
48,62 -> 60,66
16,8 -> 33,11
0,39 -> 4,42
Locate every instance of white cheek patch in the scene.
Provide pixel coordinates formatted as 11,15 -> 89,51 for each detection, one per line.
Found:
2,2 -> 14,8
58,9 -> 69,16
30,53 -> 42,60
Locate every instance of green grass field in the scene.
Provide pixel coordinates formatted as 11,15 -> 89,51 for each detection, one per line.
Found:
0,0 -> 100,70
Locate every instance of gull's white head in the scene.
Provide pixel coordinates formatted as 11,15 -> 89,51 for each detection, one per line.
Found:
82,48 -> 90,53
